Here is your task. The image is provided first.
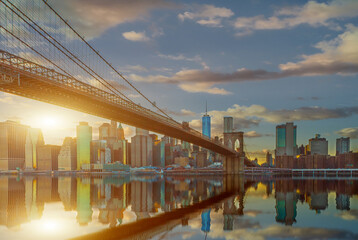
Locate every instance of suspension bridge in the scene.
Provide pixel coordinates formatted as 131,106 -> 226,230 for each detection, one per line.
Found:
0,0 -> 243,172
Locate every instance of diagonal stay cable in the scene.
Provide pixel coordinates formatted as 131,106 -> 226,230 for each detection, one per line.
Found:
0,24 -> 78,82
42,0 -> 174,120
1,0 -> 134,103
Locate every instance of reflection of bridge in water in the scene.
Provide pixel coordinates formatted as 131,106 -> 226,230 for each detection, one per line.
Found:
72,192 -> 235,240
71,176 -> 250,240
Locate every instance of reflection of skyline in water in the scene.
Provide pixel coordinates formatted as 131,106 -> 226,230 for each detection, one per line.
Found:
0,176 -> 357,239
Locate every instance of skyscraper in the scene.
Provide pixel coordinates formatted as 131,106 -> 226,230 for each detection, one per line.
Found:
223,116 -> 233,133
309,134 -> 328,155
266,151 -> 273,167
336,137 -> 350,155
25,128 -> 44,170
58,137 -> 77,171
202,103 -> 211,138
91,140 -> 111,164
130,128 -> 153,167
37,145 -> 61,171
77,122 -> 92,170
0,120 -> 29,170
117,123 -> 125,140
275,122 -> 297,157
99,121 -> 118,146
99,121 -> 128,164
151,134 -> 162,167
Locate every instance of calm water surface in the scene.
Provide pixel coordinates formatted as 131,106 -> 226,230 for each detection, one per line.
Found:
0,175 -> 357,240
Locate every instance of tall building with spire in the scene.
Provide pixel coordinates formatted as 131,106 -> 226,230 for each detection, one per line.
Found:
202,102 -> 211,138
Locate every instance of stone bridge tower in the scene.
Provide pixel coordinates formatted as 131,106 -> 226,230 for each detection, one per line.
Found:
223,131 -> 245,174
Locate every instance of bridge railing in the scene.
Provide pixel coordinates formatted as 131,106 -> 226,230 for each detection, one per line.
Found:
0,50 -> 233,152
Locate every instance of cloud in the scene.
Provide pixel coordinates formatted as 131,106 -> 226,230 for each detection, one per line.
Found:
50,0 -> 177,38
225,104 -> 358,123
129,72 -> 232,95
179,82 -> 232,95
188,104 -> 358,137
178,109 -> 196,117
279,24 -> 358,72
152,67 -> 173,73
158,53 -> 209,69
245,131 -> 273,138
120,65 -> 148,73
206,216 -> 358,240
122,31 -> 150,42
178,4 -> 234,27
130,25 -> 358,94
336,127 -> 358,139
234,0 -> 358,34
337,210 -> 358,221
162,108 -> 196,117
256,225 -> 358,240
148,24 -> 164,38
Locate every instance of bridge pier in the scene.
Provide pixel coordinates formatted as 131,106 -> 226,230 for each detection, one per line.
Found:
223,154 -> 244,175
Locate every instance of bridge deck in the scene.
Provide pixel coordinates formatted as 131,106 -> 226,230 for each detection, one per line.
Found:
0,50 -> 235,156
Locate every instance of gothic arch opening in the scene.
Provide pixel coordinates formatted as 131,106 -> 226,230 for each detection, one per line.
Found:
234,139 -> 240,152
227,139 -> 232,148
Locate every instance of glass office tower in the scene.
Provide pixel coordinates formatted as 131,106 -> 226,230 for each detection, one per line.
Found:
275,122 -> 297,157
77,122 -> 92,170
202,114 -> 211,138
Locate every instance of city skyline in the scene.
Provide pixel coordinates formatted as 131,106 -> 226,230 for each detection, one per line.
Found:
1,0 -> 358,162
1,117 -> 355,165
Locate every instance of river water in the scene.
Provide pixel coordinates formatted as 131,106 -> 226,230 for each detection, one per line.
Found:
0,175 -> 357,240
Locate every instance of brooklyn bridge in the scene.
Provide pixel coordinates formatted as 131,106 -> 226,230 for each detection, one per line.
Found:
0,0 -> 244,173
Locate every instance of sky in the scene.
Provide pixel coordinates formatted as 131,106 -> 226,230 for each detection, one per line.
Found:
1,0 -> 358,162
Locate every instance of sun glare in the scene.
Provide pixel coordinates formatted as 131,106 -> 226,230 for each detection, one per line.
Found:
40,116 -> 59,128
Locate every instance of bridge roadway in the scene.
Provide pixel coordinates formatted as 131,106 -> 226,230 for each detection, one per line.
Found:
0,50 -> 235,156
